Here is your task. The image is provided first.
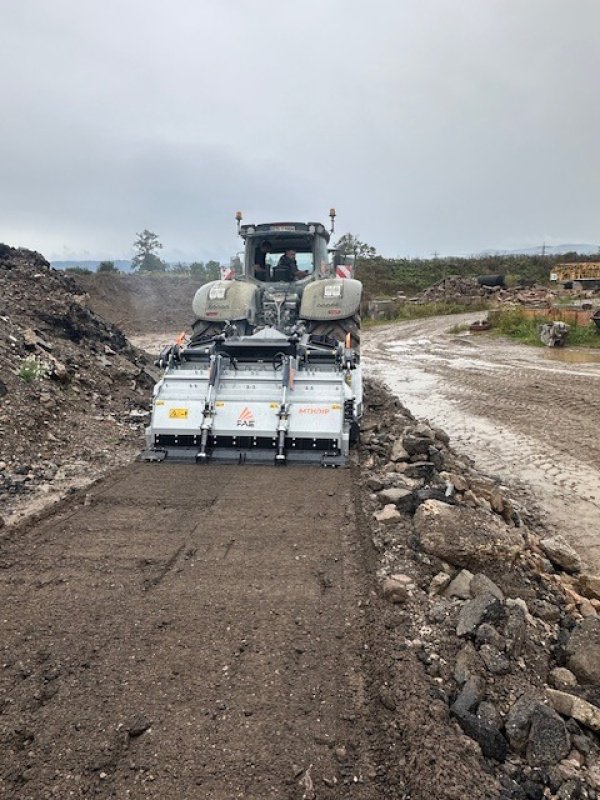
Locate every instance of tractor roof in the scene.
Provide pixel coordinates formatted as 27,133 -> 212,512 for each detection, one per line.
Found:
240,222 -> 330,243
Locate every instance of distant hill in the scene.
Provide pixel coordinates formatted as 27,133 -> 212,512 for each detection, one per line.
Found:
478,244 -> 600,257
51,260 -> 133,272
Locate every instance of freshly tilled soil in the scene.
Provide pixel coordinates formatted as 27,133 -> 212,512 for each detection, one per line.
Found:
0,461 -> 503,799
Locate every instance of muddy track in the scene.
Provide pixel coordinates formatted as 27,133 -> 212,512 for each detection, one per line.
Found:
0,462 -> 392,799
363,315 -> 600,570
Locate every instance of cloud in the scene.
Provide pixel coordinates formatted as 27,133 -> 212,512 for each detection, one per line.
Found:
1,0 -> 599,259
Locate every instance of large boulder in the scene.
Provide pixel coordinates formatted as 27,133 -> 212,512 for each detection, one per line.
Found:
414,500 -> 523,571
566,617 -> 600,684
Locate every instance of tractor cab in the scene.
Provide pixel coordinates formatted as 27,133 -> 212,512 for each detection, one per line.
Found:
238,219 -> 334,284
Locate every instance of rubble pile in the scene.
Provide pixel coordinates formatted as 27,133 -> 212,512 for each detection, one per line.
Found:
414,275 -> 485,304
0,245 -> 155,522
413,275 -> 559,307
361,381 -> 600,799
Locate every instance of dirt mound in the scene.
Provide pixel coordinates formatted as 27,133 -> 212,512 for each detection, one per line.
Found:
76,272 -> 202,334
359,382 -> 600,798
0,246 -> 156,523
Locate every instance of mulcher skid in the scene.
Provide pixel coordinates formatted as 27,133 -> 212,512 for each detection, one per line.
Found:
142,328 -> 362,466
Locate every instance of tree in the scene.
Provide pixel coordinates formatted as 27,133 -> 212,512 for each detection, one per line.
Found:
97,260 -> 118,273
132,229 -> 166,272
205,260 -> 221,281
189,261 -> 207,280
169,261 -> 190,274
189,261 -> 221,282
335,233 -> 377,261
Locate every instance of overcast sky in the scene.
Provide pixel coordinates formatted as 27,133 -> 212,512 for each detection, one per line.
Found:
1,0 -> 599,261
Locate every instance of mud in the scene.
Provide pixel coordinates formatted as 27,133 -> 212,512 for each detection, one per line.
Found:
363,314 -> 600,572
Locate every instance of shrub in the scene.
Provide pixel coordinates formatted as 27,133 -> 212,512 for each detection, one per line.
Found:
16,355 -> 50,383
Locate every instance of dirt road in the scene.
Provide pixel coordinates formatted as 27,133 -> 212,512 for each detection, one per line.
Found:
0,463 -> 391,799
363,314 -> 600,571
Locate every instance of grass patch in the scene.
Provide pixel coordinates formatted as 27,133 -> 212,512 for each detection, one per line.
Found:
363,301 -> 489,328
489,307 -> 600,348
448,322 -> 471,334
16,355 -> 50,383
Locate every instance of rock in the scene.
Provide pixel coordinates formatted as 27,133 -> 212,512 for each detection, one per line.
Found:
566,618 -> 600,684
443,569 -> 474,599
488,488 -> 505,515
504,604 -> 527,658
477,701 -> 503,731
389,440 -> 409,462
475,623 -> 503,650
373,504 -> 402,525
457,593 -> 505,637
382,578 -> 409,604
433,427 -> 450,446
540,536 -> 582,574
429,572 -> 451,596
427,446 -> 446,471
366,476 -> 383,491
571,734 -> 591,755
448,472 -> 469,492
452,707 -> 508,761
22,327 -> 39,348
558,780 -> 584,800
505,694 -> 542,752
578,573 -> 600,601
415,500 -> 523,572
586,766 -> 600,790
454,643 -> 483,685
378,685 -> 396,711
414,423 -> 436,440
404,461 -> 435,480
402,434 -> 431,457
529,599 -> 561,623
0,379 -> 7,398
427,602 -> 447,623
378,487 -> 413,509
521,780 -> 544,800
549,668 -> 578,691
546,689 -> 600,733
49,358 -> 69,383
578,598 -> 597,618
127,715 -> 152,737
527,704 -> 570,766
412,487 -> 455,508
470,573 -> 504,601
452,675 -> 486,714
480,644 -> 511,675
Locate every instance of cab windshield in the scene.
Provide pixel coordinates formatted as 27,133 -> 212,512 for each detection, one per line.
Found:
266,251 -> 313,272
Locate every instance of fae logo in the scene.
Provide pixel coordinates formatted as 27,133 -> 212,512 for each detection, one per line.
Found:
236,407 -> 255,428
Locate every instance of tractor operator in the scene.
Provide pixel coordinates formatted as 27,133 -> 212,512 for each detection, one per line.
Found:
276,249 -> 308,281
253,240 -> 272,281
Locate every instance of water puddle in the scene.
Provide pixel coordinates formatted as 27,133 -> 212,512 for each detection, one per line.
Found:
544,347 -> 600,365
